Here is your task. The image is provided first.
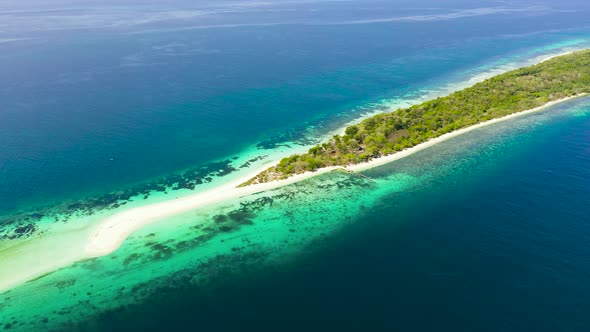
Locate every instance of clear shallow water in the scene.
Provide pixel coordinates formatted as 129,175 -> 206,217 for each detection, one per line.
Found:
2,1 -> 590,331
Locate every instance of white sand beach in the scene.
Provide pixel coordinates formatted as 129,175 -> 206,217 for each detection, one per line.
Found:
348,94 -> 587,172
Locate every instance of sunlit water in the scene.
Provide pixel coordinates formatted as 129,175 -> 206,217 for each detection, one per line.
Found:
1,1 -> 590,331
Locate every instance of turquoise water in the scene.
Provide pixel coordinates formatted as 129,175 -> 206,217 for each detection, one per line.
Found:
2,1 -> 590,331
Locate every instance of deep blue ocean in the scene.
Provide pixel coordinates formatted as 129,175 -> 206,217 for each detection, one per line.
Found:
1,0 -> 590,331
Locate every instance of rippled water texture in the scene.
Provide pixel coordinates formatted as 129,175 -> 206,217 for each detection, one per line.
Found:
2,1 -> 590,331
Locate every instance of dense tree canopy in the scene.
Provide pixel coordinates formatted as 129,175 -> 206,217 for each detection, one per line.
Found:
243,50 -> 590,185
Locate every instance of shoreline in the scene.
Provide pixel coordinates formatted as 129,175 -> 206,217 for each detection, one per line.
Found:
347,94 -> 587,172
537,50 -> 576,64
305,48 -> 581,149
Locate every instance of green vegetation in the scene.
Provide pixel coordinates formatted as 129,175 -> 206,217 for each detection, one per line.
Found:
243,50 -> 590,185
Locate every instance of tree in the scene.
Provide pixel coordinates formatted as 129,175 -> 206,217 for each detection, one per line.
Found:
345,125 -> 359,137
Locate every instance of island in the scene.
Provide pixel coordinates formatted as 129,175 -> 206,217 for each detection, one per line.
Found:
3,49 -> 590,297
242,50 -> 590,185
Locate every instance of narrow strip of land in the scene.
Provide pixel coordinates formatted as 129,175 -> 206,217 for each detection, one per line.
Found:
1,50 -> 589,295
244,50 -> 590,185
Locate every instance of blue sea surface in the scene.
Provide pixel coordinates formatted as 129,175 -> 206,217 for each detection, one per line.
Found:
1,0 -> 590,331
